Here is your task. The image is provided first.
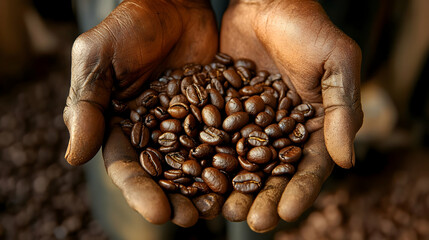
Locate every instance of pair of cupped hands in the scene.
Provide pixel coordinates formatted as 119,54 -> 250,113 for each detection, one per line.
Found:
64,0 -> 363,233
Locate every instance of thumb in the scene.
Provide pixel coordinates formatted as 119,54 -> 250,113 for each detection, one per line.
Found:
64,32 -> 114,166
322,37 -> 363,169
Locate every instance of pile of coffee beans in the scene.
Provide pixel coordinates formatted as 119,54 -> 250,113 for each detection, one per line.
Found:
112,53 -> 314,202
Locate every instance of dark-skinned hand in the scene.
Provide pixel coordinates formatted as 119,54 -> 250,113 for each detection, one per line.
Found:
63,0 -> 218,227
220,0 -> 363,232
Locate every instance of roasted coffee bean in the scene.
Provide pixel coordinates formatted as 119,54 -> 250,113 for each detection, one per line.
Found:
120,119 -> 133,136
150,80 -> 168,93
182,160 -> 202,177
202,167 -> 229,194
258,70 -> 269,79
236,137 -> 250,156
192,193 -> 224,220
240,124 -> 262,138
183,63 -> 202,76
112,99 -> 128,113
159,142 -> 179,153
131,122 -> 149,148
138,89 -> 159,108
160,119 -> 182,133
239,85 -> 263,96
193,72 -> 208,85
130,110 -> 142,123
276,110 -> 288,122
215,146 -> 236,156
169,94 -> 188,106
214,52 -> 233,65
247,146 -> 272,164
278,97 -> 292,111
140,150 -> 162,177
144,114 -> 157,128
263,161 -> 278,174
226,88 -> 240,98
287,91 -> 301,107
244,96 -> 265,115
236,66 -> 253,83
264,124 -> 283,139
269,146 -> 278,161
212,153 -> 238,172
158,132 -> 178,147
272,138 -> 292,149
186,84 -> 208,107
210,78 -> 225,95
159,179 -> 179,191
255,112 -> 273,128
190,143 -> 215,159
154,106 -> 170,120
238,156 -> 259,172
173,177 -> 192,185
164,169 -> 184,180
179,185 -> 198,197
273,80 -> 288,97
168,103 -> 189,119
232,171 -> 262,193
179,135 -> 197,149
222,112 -> 249,132
207,88 -> 224,110
183,114 -> 198,138
199,159 -> 210,168
223,68 -> 242,89
247,131 -> 269,147
264,105 -> 275,117
189,105 -> 202,123
225,98 -> 243,116
181,76 -> 193,95
289,123 -> 308,144
170,68 -> 183,79
200,127 -> 224,145
279,146 -> 302,163
250,76 -> 265,86
292,103 -> 315,118
151,129 -> 162,143
167,79 -> 181,97
165,152 -> 186,169
192,181 -> 210,194
158,93 -> 170,108
234,59 -> 256,72
135,105 -> 147,115
202,104 -> 222,128
290,112 -> 305,123
231,132 -> 241,144
272,163 -> 295,175
278,117 -> 296,134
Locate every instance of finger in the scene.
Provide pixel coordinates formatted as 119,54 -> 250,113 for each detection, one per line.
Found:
169,193 -> 199,228
322,38 -> 363,168
192,193 -> 224,220
278,130 -> 334,222
64,32 -> 114,166
222,191 -> 254,222
247,176 -> 289,233
103,117 -> 171,224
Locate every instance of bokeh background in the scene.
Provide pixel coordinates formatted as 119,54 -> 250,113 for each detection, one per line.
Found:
0,0 -> 428,239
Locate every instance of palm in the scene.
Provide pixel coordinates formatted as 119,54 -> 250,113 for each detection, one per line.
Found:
220,0 -> 362,232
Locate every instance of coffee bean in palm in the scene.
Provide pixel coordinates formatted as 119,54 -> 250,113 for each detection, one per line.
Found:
183,63 -> 202,76
202,167 -> 229,194
169,94 -> 189,106
247,146 -> 272,164
182,160 -> 202,177
278,117 -> 296,134
189,105 -> 202,123
154,106 -> 170,120
278,97 -> 292,111
160,119 -> 182,133
202,104 -> 222,128
222,112 -> 249,132
200,127 -> 224,145
290,112 -> 305,123
239,85 -> 263,96
130,110 -> 142,123
234,59 -> 256,72
167,79 -> 181,97
238,156 -> 259,172
169,68 -> 183,80
158,93 -> 170,108
225,98 -> 243,116
231,132 -> 241,144
179,135 -> 197,149
192,193 -> 224,220
236,137 -> 250,156
271,163 -> 295,176
159,179 -> 179,191
180,185 -> 198,197
131,122 -> 149,148
247,131 -> 269,147
150,129 -> 162,143
140,150 -> 162,177
181,76 -> 193,95
260,92 -> 277,110
192,181 -> 210,194
214,52 -> 233,65
144,114 -> 157,128
255,112 -> 273,128
158,132 -> 177,147
276,110 -> 288,122
223,68 -> 242,89
207,88 -> 224,110
292,103 -> 315,118
112,99 -> 128,113
215,146 -> 236,156
138,89 -> 159,108
186,84 -> 208,107
287,91 -> 301,107
244,96 -> 265,115
236,66 -> 253,83
173,177 -> 192,185
167,103 -> 189,119
165,152 -> 186,169
279,146 -> 302,163
264,124 -> 282,139
289,123 -> 308,144
164,169 -> 184,180
212,153 -> 238,172
190,143 -> 214,159
262,161 -> 278,174
120,119 -> 133,136
232,171 -> 262,193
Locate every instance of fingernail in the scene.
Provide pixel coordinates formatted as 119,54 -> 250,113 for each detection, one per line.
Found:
65,141 -> 71,160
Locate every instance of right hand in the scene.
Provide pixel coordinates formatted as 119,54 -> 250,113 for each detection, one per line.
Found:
63,0 -> 218,227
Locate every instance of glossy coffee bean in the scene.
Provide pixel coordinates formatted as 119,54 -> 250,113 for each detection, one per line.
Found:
192,182 -> 210,194
240,124 -> 262,138
180,76 -> 193,95
169,94 -> 189,106
159,142 -> 180,153
250,76 -> 265,86
238,156 -> 259,172
207,88 -> 224,110
159,179 -> 179,191
192,193 -> 224,220
150,129 -> 162,144
202,104 -> 222,128
225,98 -> 243,116
179,185 -> 198,197
236,66 -> 252,82
272,138 -> 292,149
276,110 -> 288,122
278,97 -> 292,111
264,124 -> 283,139
289,123 -> 308,144
173,177 -> 192,185
292,103 -> 315,118
183,114 -> 198,138
167,79 -> 181,97
183,63 -> 202,76
138,89 -> 159,108
255,112 -> 273,128
130,110 -> 142,123
210,78 -> 225,95
160,119 -> 182,133
158,132 -> 178,147
144,114 -> 158,128
239,85 -> 263,96
236,137 -> 250,156
112,99 -> 128,113
215,146 -> 236,156
164,169 -> 184,180
290,112 -> 305,123
202,167 -> 229,194
231,132 -> 241,144
247,146 -> 272,164
150,80 -> 168,93
260,92 -> 277,109
182,160 -> 202,177
212,153 -> 238,172
262,161 -> 278,174
131,122 -> 149,148
168,103 -> 189,119
165,152 -> 186,169
186,84 -> 208,107
199,127 -> 224,145
244,96 -> 265,115
190,143 -> 214,159
286,91 -> 301,107
223,68 -> 242,89
120,119 -> 133,136
158,93 -> 170,108
222,112 -> 249,132
214,52 -> 233,65
193,72 -> 208,85
189,105 -> 202,123
234,59 -> 256,72
232,171 -> 262,193
179,135 -> 197,148
247,131 -> 269,147
279,146 -> 302,163
169,68 -> 183,79
278,117 -> 296,134
272,163 -> 295,176
140,150 -> 162,177
154,106 -> 170,120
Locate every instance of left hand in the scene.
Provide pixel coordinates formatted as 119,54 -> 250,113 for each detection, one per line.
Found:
220,0 -> 363,232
